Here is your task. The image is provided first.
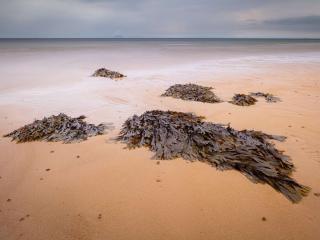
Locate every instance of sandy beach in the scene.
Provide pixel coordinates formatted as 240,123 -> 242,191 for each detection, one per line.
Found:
0,39 -> 320,240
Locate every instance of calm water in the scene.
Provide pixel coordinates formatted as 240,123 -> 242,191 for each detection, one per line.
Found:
1,38 -> 320,58
0,38 -> 320,88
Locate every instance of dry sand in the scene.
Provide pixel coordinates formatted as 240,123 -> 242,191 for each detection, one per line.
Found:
0,45 -> 320,239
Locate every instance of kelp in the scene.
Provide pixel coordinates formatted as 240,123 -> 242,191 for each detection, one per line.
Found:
117,110 -> 310,203
92,68 -> 126,79
161,84 -> 222,103
4,113 -> 109,143
250,92 -> 281,103
229,94 -> 257,106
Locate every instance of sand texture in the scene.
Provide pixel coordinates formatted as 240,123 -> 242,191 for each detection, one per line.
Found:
0,40 -> 320,240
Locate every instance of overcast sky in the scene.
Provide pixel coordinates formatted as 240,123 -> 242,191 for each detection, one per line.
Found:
0,0 -> 319,38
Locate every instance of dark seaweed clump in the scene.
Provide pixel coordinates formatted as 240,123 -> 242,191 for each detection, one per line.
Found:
92,68 -> 126,79
161,84 -> 222,103
117,110 -> 310,203
4,113 -> 109,143
229,94 -> 257,106
250,92 -> 281,103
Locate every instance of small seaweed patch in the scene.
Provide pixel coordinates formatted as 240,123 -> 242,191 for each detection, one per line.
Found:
229,94 -> 257,106
117,110 -> 310,203
161,84 -> 222,103
250,92 -> 281,103
92,68 -> 126,79
4,113 -> 110,143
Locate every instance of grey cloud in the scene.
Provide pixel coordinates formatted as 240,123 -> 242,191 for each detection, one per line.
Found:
0,0 -> 319,38
263,16 -> 320,31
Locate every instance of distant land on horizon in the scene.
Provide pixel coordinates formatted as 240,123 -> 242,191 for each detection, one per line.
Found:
1,37 -> 320,40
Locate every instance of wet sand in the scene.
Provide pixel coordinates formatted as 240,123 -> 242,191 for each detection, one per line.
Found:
1,41 -> 320,239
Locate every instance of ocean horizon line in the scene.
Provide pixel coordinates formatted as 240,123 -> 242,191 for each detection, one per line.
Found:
1,37 -> 320,41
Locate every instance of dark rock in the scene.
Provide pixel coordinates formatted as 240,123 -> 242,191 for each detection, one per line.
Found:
92,68 -> 126,79
161,84 -> 222,103
4,113 -> 109,144
314,192 -> 320,197
250,92 -> 281,103
262,217 -> 267,221
229,94 -> 257,106
117,110 -> 310,203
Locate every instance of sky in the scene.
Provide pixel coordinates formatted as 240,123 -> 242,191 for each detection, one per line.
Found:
0,0 -> 319,38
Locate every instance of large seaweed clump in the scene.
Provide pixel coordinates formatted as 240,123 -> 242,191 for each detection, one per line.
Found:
4,113 -> 108,143
229,94 -> 257,106
161,84 -> 222,103
92,68 -> 126,79
250,92 -> 281,103
117,110 -> 310,203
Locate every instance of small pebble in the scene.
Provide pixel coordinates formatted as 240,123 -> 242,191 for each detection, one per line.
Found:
45,168 -> 51,172
288,125 -> 292,128
314,193 -> 320,197
156,161 -> 160,165
156,179 -> 161,183
76,155 -> 80,159
50,150 -> 54,153
98,214 -> 102,219
40,178 -> 44,181
7,198 -> 11,202
262,217 -> 267,221
19,217 -> 25,222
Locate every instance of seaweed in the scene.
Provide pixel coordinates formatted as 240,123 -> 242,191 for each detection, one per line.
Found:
161,84 -> 222,103
117,110 -> 310,203
250,92 -> 281,103
92,68 -> 126,79
4,113 -> 110,143
229,94 -> 257,106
